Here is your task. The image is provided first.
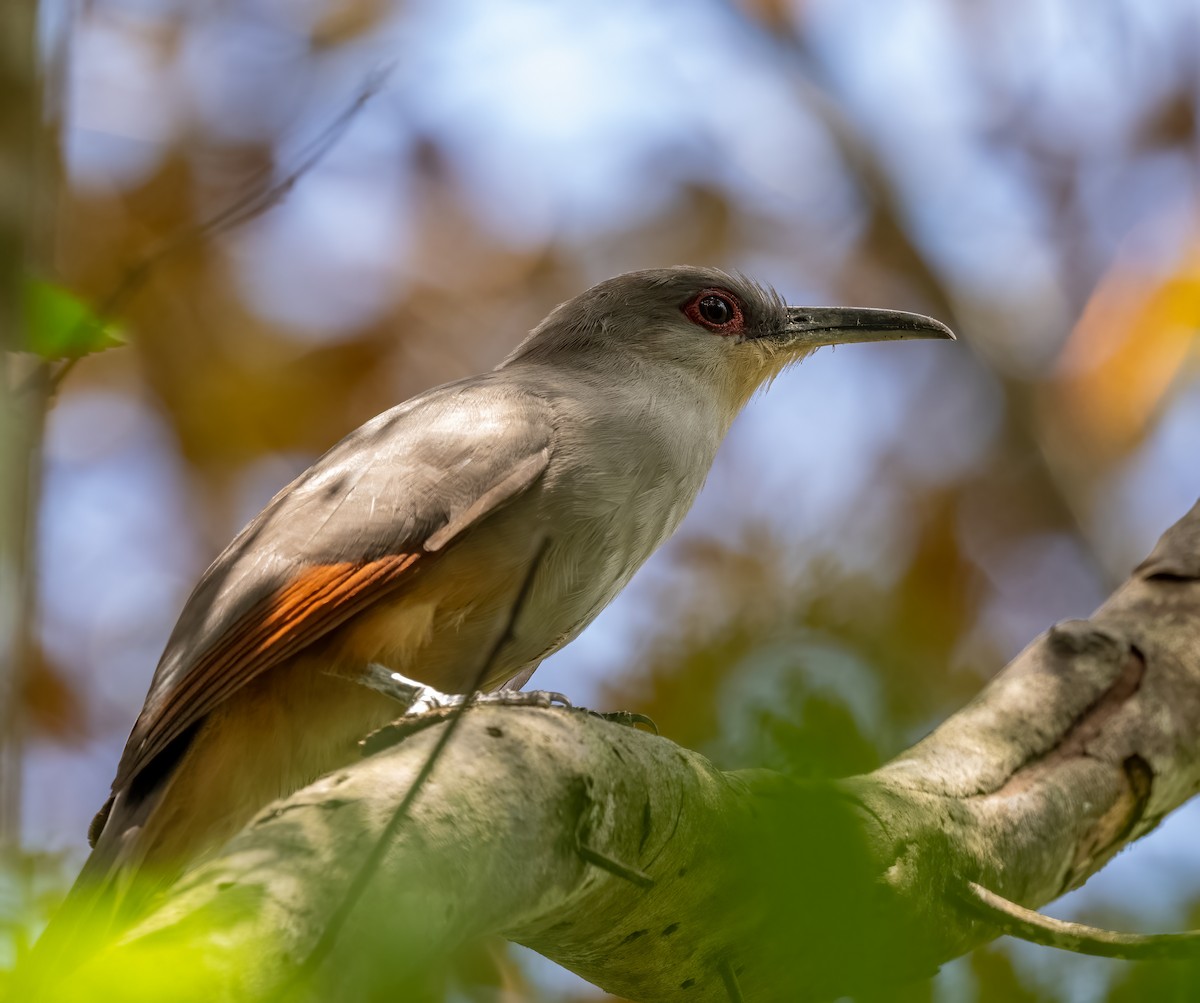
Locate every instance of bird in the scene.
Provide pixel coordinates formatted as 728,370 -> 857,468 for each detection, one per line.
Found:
51,265 -> 953,935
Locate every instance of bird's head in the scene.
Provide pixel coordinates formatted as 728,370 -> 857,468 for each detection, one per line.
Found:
503,266 -> 954,413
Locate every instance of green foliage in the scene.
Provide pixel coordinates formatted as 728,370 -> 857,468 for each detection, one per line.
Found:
728,777 -> 920,1000
20,279 -> 123,360
3,868 -> 268,1003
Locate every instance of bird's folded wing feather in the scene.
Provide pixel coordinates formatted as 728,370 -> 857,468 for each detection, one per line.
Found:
112,377 -> 554,790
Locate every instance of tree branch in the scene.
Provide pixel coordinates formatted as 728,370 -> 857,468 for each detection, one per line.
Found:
52,499 -> 1200,1001
959,881 -> 1200,961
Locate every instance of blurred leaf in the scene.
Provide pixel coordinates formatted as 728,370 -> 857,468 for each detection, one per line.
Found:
448,940 -> 544,1002
1051,247 -> 1200,460
1132,90 -> 1196,152
758,692 -> 881,778
971,944 -> 1053,1002
1099,898 -> 1200,1001
312,0 -> 389,47
8,874 -> 267,1002
732,780 -> 923,998
21,644 -> 86,742
731,0 -> 800,36
21,279 -> 124,361
891,493 -> 977,661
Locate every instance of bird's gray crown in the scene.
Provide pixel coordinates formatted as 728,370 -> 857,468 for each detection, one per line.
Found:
501,265 -> 788,366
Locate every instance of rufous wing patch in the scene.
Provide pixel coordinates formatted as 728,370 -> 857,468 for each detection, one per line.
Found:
118,552 -> 421,788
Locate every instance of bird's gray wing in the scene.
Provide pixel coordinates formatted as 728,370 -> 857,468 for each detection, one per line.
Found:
111,375 -> 554,791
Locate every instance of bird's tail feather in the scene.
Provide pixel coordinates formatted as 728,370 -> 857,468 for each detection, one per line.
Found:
23,789 -> 163,981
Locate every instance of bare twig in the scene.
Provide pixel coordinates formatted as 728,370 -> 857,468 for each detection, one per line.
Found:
25,60 -> 396,399
575,843 -> 655,889
717,958 -> 744,1003
961,880 -> 1200,961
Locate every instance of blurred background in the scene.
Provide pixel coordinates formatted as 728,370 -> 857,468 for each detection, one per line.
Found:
3,0 -> 1200,999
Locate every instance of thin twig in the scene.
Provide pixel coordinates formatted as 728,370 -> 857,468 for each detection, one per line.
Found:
718,958 -> 744,1003
961,880 -> 1200,961
291,534 -> 551,985
575,844 -> 655,889
24,61 -> 396,399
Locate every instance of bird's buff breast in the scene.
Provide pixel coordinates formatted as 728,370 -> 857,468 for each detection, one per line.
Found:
340,460 -> 695,693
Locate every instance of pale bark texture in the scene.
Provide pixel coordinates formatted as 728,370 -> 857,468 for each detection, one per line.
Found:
61,498 -> 1200,1001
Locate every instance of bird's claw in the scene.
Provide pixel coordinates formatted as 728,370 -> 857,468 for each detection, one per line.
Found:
475,688 -> 573,710
586,709 -> 659,733
403,687 -> 459,715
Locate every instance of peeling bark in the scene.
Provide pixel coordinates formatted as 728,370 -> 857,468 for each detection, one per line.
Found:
53,499 -> 1200,1001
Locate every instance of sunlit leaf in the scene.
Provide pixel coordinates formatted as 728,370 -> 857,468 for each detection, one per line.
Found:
21,279 -> 125,361
22,643 -> 87,742
1052,247 -> 1200,458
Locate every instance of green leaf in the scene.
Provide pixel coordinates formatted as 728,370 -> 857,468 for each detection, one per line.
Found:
21,279 -> 125,360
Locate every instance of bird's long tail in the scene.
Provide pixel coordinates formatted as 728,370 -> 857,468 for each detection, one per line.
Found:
20,789 -> 166,987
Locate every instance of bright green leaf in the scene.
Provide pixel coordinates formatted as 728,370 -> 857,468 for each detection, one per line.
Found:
21,279 -> 125,360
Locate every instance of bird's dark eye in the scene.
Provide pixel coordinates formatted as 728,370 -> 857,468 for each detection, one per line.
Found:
698,296 -> 731,325
681,288 -> 746,334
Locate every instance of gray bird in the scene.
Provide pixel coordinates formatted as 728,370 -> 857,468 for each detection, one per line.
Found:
73,265 -> 954,901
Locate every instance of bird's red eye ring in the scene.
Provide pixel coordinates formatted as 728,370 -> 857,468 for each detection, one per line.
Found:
682,289 -> 745,334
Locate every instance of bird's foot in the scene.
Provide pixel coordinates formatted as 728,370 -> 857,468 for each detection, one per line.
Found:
361,663 -> 572,714
357,665 -> 652,752
358,663 -> 446,712
358,665 -> 576,753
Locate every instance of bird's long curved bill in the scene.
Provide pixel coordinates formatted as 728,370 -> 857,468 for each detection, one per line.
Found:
781,306 -> 955,347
